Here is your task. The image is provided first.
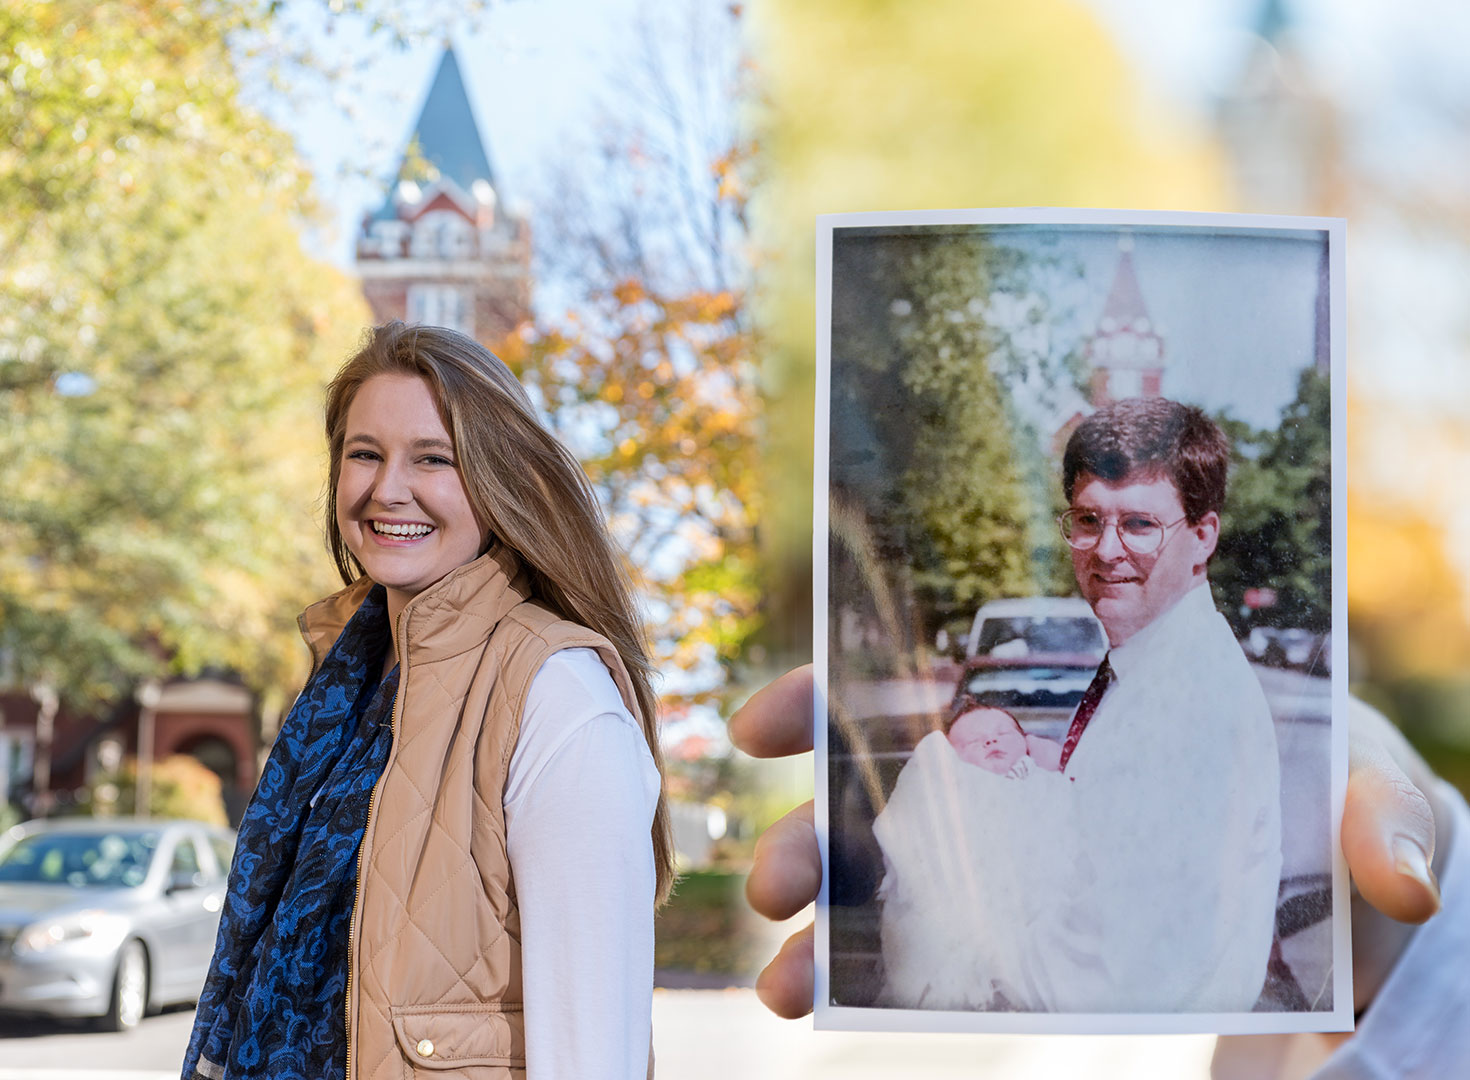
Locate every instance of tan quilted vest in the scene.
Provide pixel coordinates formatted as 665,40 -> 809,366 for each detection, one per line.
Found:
297,546 -> 646,1080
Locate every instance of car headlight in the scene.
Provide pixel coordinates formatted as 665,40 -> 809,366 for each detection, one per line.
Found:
15,910 -> 129,954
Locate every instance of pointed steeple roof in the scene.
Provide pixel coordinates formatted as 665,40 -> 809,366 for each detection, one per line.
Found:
1085,236 -> 1165,386
1099,244 -> 1150,329
370,45 -> 498,221
406,46 -> 496,192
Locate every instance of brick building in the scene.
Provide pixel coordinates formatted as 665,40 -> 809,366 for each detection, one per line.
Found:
0,678 -> 258,825
355,45 -> 532,346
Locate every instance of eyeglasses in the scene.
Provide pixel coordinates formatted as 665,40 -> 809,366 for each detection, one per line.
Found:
1057,509 -> 1189,555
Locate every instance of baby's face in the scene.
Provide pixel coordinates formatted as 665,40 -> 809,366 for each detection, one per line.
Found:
948,708 -> 1027,774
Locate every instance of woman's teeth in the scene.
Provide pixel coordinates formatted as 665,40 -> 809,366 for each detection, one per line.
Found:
372,521 -> 434,538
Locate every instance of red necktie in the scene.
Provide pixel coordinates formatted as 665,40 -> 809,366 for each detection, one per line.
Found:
1059,656 -> 1113,772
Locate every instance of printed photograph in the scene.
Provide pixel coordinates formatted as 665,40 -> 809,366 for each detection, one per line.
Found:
817,211 -> 1349,1033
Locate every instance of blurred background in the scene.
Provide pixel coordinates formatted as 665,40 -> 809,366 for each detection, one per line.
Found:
2,0 -> 1468,1075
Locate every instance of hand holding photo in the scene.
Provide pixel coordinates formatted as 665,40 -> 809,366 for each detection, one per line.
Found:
814,208 -> 1349,1035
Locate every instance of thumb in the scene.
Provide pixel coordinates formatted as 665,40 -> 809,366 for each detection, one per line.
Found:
1342,698 -> 1441,924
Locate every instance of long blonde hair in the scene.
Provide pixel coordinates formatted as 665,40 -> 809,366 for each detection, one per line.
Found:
323,321 -> 674,903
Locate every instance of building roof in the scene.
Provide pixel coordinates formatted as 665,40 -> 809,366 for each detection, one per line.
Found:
1099,247 -> 1150,328
369,45 -> 498,222
1083,238 -> 1166,381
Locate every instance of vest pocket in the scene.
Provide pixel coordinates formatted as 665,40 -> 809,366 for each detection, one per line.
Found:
390,1002 -> 527,1070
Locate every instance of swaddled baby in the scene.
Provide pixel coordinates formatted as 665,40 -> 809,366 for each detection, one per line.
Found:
872,700 -> 1073,1011
946,704 -> 1063,778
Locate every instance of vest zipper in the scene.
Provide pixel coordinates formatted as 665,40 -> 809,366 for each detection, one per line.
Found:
345,610 -> 409,1080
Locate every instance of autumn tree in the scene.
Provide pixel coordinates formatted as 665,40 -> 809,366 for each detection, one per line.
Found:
829,230 -> 1081,658
503,1 -> 761,695
83,755 -> 229,827
1211,368 -> 1333,635
0,0 -> 371,716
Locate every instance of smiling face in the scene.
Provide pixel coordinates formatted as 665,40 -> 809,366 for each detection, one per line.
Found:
1069,469 -> 1219,647
948,707 -> 1028,774
335,373 -> 487,625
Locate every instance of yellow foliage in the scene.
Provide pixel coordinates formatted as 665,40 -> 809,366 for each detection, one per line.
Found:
90,755 -> 229,827
1349,495 -> 1470,677
508,3 -> 762,696
1347,394 -> 1470,678
0,0 -> 371,710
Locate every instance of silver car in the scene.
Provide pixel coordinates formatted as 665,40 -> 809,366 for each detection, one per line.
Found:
0,817 -> 233,1030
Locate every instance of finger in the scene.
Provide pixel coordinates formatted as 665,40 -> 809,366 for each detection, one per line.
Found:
747,801 -> 819,920
1343,698 -> 1441,924
755,922 -> 815,1019
729,664 -> 815,758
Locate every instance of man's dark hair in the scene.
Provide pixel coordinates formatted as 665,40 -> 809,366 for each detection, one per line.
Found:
1062,397 -> 1230,523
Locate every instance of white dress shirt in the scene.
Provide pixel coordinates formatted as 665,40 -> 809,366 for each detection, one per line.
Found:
505,647 -> 660,1080
1055,582 -> 1283,1013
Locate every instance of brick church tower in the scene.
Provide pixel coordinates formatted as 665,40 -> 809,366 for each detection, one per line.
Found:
1083,235 -> 1166,405
355,45 -> 531,346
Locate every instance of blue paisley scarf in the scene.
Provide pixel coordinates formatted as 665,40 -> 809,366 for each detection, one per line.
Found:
183,585 -> 396,1080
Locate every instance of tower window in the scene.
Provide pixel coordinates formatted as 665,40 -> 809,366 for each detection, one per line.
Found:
411,210 -> 475,259
406,284 -> 475,336
370,220 -> 409,257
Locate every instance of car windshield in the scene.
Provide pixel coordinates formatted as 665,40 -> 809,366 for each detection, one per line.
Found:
0,831 -> 161,888
976,616 -> 1103,655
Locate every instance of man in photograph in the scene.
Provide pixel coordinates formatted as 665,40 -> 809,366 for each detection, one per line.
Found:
1045,395 -> 1282,1013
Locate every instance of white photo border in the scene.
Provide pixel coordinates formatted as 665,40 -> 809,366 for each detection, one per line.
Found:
812,206 -> 1352,1035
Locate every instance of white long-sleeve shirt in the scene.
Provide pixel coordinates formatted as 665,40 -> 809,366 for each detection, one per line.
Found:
1056,583 -> 1283,1013
505,647 -> 660,1080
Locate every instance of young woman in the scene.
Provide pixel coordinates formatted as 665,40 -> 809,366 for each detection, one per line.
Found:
183,322 -> 673,1080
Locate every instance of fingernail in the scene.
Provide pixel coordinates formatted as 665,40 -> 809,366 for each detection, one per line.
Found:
1392,835 -> 1442,908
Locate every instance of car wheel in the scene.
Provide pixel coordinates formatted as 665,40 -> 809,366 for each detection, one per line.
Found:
101,940 -> 149,1032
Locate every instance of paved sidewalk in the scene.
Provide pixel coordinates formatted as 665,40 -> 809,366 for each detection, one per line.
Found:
0,988 -> 1217,1079
652,988 -> 1217,1079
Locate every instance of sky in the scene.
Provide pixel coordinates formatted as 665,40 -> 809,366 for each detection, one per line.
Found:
830,219 -> 1324,445
1089,0 -> 1470,120
252,0 -> 651,273
1001,224 -> 1326,430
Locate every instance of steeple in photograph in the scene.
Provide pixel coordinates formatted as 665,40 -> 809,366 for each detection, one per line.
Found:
1084,235 -> 1166,405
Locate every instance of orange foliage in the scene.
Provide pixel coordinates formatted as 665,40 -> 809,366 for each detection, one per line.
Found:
612,279 -> 649,307
1347,396 -> 1470,678
518,277 -> 762,693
